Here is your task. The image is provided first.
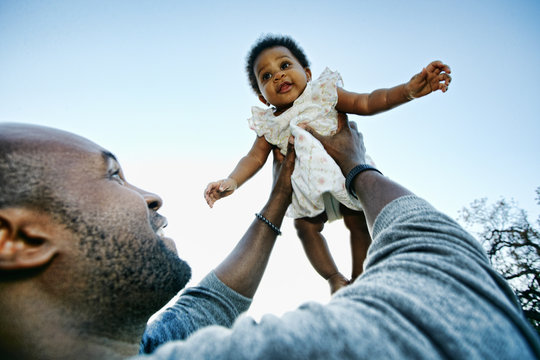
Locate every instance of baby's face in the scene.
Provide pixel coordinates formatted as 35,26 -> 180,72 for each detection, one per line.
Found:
254,46 -> 311,113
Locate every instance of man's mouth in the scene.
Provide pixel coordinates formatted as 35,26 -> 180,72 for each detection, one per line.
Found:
156,226 -> 165,238
278,82 -> 292,93
153,215 -> 168,238
151,214 -> 178,253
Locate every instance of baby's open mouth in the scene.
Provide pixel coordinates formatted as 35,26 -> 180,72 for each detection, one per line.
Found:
278,82 -> 292,93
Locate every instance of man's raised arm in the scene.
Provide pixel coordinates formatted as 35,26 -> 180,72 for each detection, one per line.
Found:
214,140 -> 295,297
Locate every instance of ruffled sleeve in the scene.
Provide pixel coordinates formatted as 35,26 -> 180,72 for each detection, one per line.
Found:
289,68 -> 342,136
247,105 -> 295,156
311,67 -> 343,116
246,68 -> 344,156
247,106 -> 271,138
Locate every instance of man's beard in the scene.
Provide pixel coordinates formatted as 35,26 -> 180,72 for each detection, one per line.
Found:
75,216 -> 193,321
150,234 -> 192,298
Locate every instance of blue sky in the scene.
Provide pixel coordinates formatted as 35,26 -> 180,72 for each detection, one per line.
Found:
1,0 -> 539,318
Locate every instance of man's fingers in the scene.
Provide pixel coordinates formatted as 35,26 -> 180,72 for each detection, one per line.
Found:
302,124 -> 321,141
336,112 -> 348,131
285,139 -> 296,162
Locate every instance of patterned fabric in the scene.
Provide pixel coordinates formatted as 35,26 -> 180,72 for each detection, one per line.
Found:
248,68 -> 365,219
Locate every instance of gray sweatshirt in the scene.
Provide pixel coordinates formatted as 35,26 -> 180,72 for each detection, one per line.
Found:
134,195 -> 540,359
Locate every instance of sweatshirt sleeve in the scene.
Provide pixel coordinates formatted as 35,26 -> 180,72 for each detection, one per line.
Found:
140,271 -> 251,354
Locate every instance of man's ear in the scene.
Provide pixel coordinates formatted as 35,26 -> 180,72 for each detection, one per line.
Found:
258,94 -> 270,107
305,67 -> 312,82
0,209 -> 59,271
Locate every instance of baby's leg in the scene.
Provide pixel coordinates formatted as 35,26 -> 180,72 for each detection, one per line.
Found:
341,206 -> 372,282
294,213 -> 349,294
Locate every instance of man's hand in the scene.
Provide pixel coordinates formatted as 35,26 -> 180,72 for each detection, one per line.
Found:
270,138 -> 295,203
204,178 -> 238,208
405,60 -> 452,99
300,113 -> 366,176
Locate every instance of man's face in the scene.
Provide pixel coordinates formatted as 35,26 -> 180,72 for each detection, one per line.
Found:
26,126 -> 192,319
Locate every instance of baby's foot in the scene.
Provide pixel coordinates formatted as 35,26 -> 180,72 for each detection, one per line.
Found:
327,273 -> 350,294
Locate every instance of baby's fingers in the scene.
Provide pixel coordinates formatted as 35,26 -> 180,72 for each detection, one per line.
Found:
205,193 -> 216,208
203,184 -> 212,198
426,61 -> 451,76
205,182 -> 218,196
438,73 -> 452,92
435,63 -> 451,75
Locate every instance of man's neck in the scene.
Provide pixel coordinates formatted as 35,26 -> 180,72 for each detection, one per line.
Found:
2,329 -> 141,360
0,295 -> 144,360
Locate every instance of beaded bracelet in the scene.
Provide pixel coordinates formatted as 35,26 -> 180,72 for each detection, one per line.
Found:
345,164 -> 383,199
255,213 -> 282,236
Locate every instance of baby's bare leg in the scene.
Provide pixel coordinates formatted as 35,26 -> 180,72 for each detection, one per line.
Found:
294,214 -> 349,294
341,206 -> 371,281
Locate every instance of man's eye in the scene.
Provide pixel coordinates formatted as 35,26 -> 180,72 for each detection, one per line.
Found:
110,170 -> 125,185
262,72 -> 272,81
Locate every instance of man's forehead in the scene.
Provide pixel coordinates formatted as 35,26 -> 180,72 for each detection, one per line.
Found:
0,123 -> 107,157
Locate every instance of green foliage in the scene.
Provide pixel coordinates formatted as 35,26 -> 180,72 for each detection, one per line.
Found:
459,187 -> 540,333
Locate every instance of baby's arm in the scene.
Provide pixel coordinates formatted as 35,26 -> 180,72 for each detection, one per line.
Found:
204,135 -> 273,208
336,60 -> 451,116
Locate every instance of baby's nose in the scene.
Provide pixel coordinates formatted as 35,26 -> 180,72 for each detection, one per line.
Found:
273,72 -> 285,81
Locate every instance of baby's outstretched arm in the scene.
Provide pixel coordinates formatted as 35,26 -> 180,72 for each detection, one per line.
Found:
204,136 -> 272,208
336,60 -> 451,116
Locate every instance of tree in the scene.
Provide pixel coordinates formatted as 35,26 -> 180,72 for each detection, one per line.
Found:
458,186 -> 540,333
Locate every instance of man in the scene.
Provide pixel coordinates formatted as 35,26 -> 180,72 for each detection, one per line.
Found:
135,115 -> 540,359
0,122 -> 294,359
2,120 -> 539,359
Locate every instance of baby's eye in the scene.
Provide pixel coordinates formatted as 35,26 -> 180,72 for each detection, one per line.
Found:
262,72 -> 272,81
281,62 -> 290,70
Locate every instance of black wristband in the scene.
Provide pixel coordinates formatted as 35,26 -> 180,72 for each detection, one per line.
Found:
255,213 -> 282,236
345,164 -> 383,199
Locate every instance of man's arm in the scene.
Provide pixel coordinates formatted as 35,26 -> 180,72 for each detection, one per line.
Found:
214,139 -> 295,298
137,115 -> 540,360
140,141 -> 295,354
302,112 -> 411,231
137,111 -> 540,359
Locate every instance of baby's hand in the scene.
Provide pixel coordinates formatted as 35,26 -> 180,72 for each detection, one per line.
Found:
406,60 -> 452,99
204,178 -> 238,208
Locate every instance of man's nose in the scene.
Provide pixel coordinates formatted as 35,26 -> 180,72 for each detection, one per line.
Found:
128,183 -> 163,211
132,187 -> 162,211
143,191 -> 163,211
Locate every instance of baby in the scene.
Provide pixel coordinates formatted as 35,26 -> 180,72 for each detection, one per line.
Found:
205,34 -> 451,293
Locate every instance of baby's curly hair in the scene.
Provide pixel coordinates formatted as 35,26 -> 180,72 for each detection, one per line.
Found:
245,34 -> 310,94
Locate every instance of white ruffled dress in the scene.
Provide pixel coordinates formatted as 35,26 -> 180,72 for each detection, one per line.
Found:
248,68 -> 369,221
